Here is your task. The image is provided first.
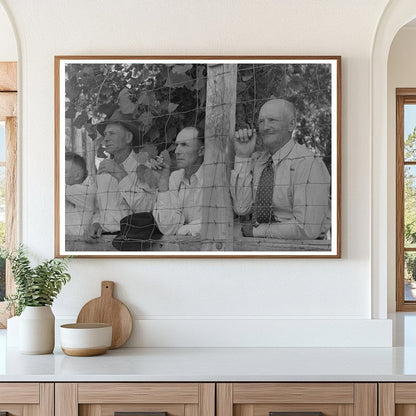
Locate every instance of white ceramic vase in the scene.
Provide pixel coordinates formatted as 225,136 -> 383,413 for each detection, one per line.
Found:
19,305 -> 55,354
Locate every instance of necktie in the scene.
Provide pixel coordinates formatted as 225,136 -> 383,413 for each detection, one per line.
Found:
253,156 -> 274,224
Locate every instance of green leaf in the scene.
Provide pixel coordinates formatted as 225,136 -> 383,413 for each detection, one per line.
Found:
73,111 -> 89,129
97,103 -> 118,118
167,103 -> 179,114
118,87 -> 137,114
172,64 -> 192,74
141,143 -> 158,158
82,67 -> 94,76
277,74 -> 289,96
65,106 -> 76,119
166,126 -> 177,140
138,91 -> 156,106
138,112 -> 153,134
146,126 -> 160,142
193,77 -> 206,91
237,82 -> 247,94
164,71 -> 193,89
5,245 -> 71,315
65,80 -> 81,101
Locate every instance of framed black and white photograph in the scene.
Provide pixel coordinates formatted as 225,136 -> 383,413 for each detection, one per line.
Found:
55,56 -> 341,258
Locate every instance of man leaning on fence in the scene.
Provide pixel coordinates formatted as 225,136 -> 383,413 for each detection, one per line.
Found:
85,109 -> 156,241
230,98 -> 331,240
152,127 -> 204,237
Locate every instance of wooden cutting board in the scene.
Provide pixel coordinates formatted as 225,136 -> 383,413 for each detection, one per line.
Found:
76,281 -> 133,349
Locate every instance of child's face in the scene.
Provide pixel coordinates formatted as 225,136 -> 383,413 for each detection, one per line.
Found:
65,160 -> 84,185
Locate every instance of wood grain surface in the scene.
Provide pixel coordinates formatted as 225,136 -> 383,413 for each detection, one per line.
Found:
0,62 -> 17,92
77,383 -> 199,403
76,281 -> 133,348
232,383 -> 354,404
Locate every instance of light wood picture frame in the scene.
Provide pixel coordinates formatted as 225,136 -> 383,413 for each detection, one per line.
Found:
55,56 -> 341,258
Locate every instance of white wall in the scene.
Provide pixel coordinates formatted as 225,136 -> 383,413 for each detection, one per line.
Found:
0,3 -> 16,61
0,0 -> 394,347
387,26 -> 416,312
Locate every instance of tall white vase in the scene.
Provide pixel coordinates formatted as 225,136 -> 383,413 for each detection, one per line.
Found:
19,306 -> 55,354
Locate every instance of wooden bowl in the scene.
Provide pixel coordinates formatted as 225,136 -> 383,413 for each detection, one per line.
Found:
60,323 -> 112,356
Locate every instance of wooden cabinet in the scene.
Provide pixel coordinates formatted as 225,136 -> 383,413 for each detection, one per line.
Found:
217,383 -> 377,416
0,381 -> 409,416
379,383 -> 416,416
53,382 -> 379,416
55,383 -> 215,416
0,383 -> 53,415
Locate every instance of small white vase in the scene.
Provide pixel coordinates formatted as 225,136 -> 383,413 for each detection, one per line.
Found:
19,306 -> 55,354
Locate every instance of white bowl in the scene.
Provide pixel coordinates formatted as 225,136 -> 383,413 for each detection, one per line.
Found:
60,323 -> 112,356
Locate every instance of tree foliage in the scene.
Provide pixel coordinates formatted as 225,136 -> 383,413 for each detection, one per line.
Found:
65,62 -> 333,162
404,127 -> 416,281
65,63 -> 207,152
405,127 -> 416,248
236,63 -> 332,170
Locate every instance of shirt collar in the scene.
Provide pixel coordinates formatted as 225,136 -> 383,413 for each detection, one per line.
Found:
121,150 -> 138,170
178,164 -> 204,185
258,138 -> 296,165
271,138 -> 295,163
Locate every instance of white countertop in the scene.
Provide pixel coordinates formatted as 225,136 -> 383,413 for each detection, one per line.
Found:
2,345 -> 416,382
3,313 -> 416,382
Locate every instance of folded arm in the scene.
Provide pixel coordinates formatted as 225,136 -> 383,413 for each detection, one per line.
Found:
153,189 -> 186,236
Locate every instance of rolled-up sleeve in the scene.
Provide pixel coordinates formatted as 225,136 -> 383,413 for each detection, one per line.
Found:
153,189 -> 185,236
65,182 -> 96,212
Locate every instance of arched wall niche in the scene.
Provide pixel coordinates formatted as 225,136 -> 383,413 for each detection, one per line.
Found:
371,0 -> 416,318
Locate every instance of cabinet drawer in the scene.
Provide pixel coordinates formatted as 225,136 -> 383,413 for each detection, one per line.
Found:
0,383 -> 39,403
56,383 -> 215,416
0,383 -> 53,415
379,383 -> 416,415
218,383 -> 376,416
78,383 -> 200,404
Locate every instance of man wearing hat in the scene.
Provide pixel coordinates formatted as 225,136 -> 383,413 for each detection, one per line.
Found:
86,109 -> 156,241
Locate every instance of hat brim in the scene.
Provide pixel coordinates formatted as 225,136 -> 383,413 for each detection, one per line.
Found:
96,120 -> 141,147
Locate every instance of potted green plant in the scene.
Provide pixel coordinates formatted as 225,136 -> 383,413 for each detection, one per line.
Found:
3,245 -> 71,354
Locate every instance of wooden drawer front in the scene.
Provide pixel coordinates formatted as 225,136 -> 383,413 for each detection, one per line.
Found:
0,383 -> 39,403
395,383 -> 416,404
0,404 -> 34,416
0,383 -> 53,416
78,383 -> 200,404
80,403 -> 191,416
233,384 -> 354,404
218,384 -> 376,416
235,403 -> 346,416
380,383 -> 416,416
57,383 -> 215,416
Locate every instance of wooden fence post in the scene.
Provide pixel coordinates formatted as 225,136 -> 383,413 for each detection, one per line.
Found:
201,64 -> 237,251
